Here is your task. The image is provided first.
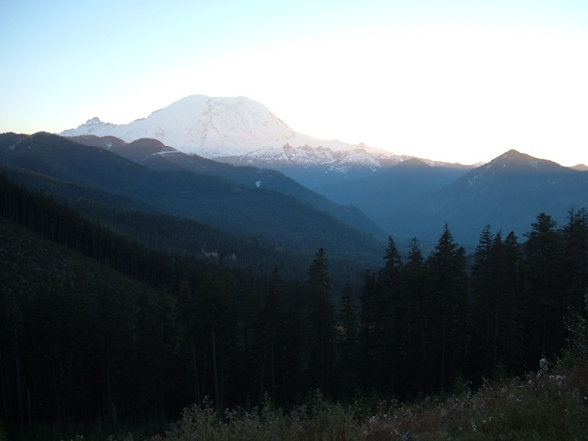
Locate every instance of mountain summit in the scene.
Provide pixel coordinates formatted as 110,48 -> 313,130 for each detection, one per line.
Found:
393,149 -> 588,246
482,148 -> 562,174
62,95 -> 358,157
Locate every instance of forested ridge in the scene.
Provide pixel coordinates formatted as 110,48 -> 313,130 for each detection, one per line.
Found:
0,132 -> 385,263
0,175 -> 587,440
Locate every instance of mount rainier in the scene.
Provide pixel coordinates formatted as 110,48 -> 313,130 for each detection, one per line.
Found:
61,95 -> 408,168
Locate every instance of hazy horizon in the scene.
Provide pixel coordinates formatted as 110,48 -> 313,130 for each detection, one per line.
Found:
1,0 -> 587,166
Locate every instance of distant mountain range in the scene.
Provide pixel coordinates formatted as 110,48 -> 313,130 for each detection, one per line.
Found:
43,95 -> 588,249
384,149 -> 588,246
0,132 -> 385,265
280,148 -> 588,248
67,134 -> 385,239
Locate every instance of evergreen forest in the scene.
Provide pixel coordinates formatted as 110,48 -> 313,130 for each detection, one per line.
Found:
1,174 -> 587,440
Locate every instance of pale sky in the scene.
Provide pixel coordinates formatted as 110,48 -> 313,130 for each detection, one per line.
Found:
1,0 -> 587,165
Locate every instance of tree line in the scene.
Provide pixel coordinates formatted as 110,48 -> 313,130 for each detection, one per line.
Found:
0,175 -> 586,438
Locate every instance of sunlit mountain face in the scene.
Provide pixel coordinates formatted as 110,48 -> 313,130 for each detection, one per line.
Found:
62,95 -> 354,157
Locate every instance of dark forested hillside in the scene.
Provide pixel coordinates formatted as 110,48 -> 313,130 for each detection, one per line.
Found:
0,165 -> 377,284
0,165 -> 304,276
0,217 -> 183,429
0,177 -> 306,435
0,132 -> 384,261
68,134 -> 387,240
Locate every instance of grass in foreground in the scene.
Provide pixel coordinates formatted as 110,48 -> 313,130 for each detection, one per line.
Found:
100,359 -> 587,441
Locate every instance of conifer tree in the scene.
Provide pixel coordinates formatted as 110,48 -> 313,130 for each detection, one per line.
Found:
427,225 -> 468,392
306,248 -> 335,395
469,226 -> 496,377
470,228 -> 524,379
196,272 -> 237,411
561,208 -> 588,312
398,238 -> 429,397
254,267 -> 285,403
377,236 -> 403,393
358,269 -> 380,391
523,213 -> 563,365
492,231 -> 525,373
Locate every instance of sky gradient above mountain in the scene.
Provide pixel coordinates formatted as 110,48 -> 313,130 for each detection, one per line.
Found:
1,0 -> 587,166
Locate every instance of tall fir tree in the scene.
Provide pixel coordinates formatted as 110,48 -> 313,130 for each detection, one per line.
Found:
491,231 -> 525,373
306,248 -> 335,395
254,267 -> 286,403
561,208 -> 588,313
376,237 -> 403,394
523,213 -> 563,366
426,225 -> 468,392
469,228 -> 524,380
358,269 -> 380,392
398,238 -> 430,397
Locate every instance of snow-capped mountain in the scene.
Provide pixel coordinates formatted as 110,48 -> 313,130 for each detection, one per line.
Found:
215,142 -> 473,194
217,143 -> 410,173
62,95 -> 362,157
